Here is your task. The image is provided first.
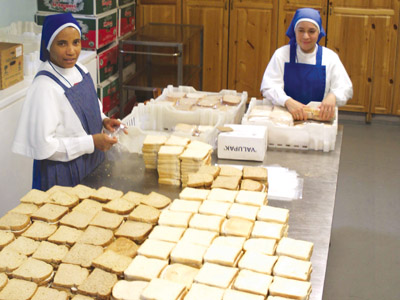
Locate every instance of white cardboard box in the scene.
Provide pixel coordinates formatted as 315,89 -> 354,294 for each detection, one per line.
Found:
217,124 -> 267,162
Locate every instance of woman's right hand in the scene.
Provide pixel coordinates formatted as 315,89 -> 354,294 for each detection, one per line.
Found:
92,133 -> 118,152
285,98 -> 307,121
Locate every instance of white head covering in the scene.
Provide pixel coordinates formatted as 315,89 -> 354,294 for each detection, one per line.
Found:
294,18 -> 320,32
46,23 -> 81,51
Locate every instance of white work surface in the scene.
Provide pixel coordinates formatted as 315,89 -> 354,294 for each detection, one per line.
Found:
0,50 -> 96,216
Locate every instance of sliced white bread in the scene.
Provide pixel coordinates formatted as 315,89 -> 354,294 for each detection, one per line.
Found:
76,226 -> 114,247
0,212 -> 30,232
124,255 -> 168,281
20,189 -> 49,205
112,280 -> 148,300
233,269 -> 273,296
32,241 -> 68,264
77,268 -> 118,300
272,256 -> 312,281
158,210 -> 193,228
53,263 -> 89,289
21,221 -> 57,241
0,248 -> 27,272
4,236 -> 39,256
148,225 -> 186,243
0,278 -> 37,300
194,262 -> 238,289
89,211 -> 124,230
276,237 -> 314,261
103,198 -> 135,215
92,250 -> 133,275
140,278 -> 186,300
11,257 -> 53,284
169,199 -> 202,213
62,243 -> 103,268
31,203 -> 68,223
160,263 -> 199,289
128,204 -> 160,224
106,237 -> 138,258
238,250 -> 278,275
268,276 -> 312,300
170,241 -> 207,268
0,231 -> 14,249
184,283 -> 225,300
180,228 -> 217,247
114,221 -> 153,243
137,239 -> 176,260
188,214 -> 224,232
48,225 -> 83,246
243,238 -> 277,256
235,190 -> 268,207
222,289 -> 264,300
257,205 -> 289,224
31,286 -> 68,300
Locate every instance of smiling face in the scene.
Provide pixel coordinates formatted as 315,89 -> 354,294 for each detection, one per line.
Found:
295,21 -> 319,53
49,27 -> 81,68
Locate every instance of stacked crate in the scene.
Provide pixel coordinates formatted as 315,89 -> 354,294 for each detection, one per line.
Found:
34,0 -> 136,117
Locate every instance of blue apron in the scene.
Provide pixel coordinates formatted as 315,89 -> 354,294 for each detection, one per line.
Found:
32,64 -> 105,190
283,44 -> 326,104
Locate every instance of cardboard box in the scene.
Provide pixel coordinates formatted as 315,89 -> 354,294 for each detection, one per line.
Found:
118,3 -> 135,37
97,74 -> 119,114
37,0 -> 117,15
117,0 -> 134,7
97,42 -> 118,83
36,10 -> 118,50
217,124 -> 268,162
0,42 -> 24,90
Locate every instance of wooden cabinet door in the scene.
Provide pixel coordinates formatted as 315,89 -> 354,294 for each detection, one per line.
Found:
137,0 -> 182,28
227,0 -> 278,98
183,0 -> 229,92
328,1 -> 399,115
277,0 -> 328,48
394,26 -> 400,115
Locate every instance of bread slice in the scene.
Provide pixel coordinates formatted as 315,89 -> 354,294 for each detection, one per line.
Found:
257,205 -> 289,224
0,278 -> 37,300
238,250 -> 278,275
203,242 -> 242,267
194,262 -> 238,289
21,221 -> 57,241
103,198 -> 135,215
148,226 -> 184,244
20,189 -> 49,205
179,187 -> 210,201
187,173 -> 214,188
0,273 -> 7,292
31,286 -> 68,300
199,200 -> 231,217
223,289 -> 265,300
180,228 -> 217,247
251,221 -> 285,240
160,263 -> 199,289
62,243 -> 103,268
92,250 -> 132,275
222,94 -> 241,105
9,203 -> 38,216
0,248 -> 27,272
115,221 -> 153,243
70,295 -> 95,300
222,217 -> 254,238
243,238 -> 277,256
32,241 -> 68,264
53,263 -> 89,289
122,191 -> 146,206
272,256 -> 312,281
140,278 -> 186,300
242,166 -> 268,181
73,199 -> 103,215
137,239 -> 176,260
189,214 -> 224,232
46,185 -> 74,196
233,269 -> 273,296
184,283 -> 225,300
212,236 -> 246,248
268,276 -> 312,300
76,226 -> 113,247
240,179 -> 263,192
276,237 -> 314,261
90,187 -> 124,203
112,280 -> 148,300
170,241 -> 207,268
266,296 -> 294,300
141,192 -> 171,209
124,255 -> 168,281
0,212 -> 30,232
219,166 -> 242,177
71,184 -> 96,200
59,210 -> 95,230
228,203 -> 259,221
169,199 -> 202,213
46,190 -> 79,208
211,175 -> 241,190
5,236 -> 40,256
89,211 -> 124,230
12,257 -> 53,284
207,188 -> 238,203
196,165 -> 221,178
128,204 -> 160,224
106,237 -> 138,258
77,268 -> 117,300
235,190 -> 268,207
31,203 -> 68,223
158,210 -> 193,228
0,231 -> 14,249
48,225 -> 83,246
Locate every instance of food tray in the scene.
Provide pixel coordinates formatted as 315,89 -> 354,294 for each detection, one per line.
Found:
242,98 -> 338,152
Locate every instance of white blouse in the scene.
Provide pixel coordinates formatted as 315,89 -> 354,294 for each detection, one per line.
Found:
260,44 -> 353,107
13,61 -> 106,161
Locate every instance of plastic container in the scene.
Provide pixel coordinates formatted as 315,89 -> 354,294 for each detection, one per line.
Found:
241,98 -> 338,152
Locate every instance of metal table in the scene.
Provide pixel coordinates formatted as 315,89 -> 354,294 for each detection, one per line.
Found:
83,127 -> 343,300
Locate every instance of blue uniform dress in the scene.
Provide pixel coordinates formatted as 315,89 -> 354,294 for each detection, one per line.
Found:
32,64 -> 104,190
283,43 -> 326,104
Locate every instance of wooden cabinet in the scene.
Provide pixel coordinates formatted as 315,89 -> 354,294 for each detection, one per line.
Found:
393,21 -> 400,116
327,1 -> 399,120
277,0 -> 328,48
136,0 -> 182,28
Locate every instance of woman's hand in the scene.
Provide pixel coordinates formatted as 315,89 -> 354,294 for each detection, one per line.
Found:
319,93 -> 336,121
103,118 -> 121,132
285,98 -> 308,120
92,133 -> 118,151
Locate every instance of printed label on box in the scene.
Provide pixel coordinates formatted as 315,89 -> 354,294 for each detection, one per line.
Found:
118,4 -> 135,37
97,44 -> 118,83
37,0 -> 116,15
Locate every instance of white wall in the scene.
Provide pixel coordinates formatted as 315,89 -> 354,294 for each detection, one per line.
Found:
0,0 -> 37,27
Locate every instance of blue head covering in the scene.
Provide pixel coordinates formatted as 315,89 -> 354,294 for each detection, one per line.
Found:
286,8 -> 325,46
40,13 -> 81,62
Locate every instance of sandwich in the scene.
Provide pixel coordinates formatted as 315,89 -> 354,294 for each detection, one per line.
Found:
238,250 -> 278,275
112,280 -> 148,300
194,262 -> 238,289
21,221 -> 57,241
257,205 -> 289,224
170,241 -> 207,268
227,203 -> 259,221
206,188 -> 238,203
114,221 -> 153,243
0,278 -> 37,300
59,210 -> 96,230
0,231 -> 14,249
0,212 -> 31,232
276,237 -> 314,261
160,263 -> 199,289
180,228 -> 217,247
272,255 -> 312,281
268,276 -> 312,300
243,238 -> 277,256
76,225 -> 114,247
20,189 -> 49,206
158,210 -> 193,228
103,198 -> 135,215
48,225 -> 83,246
30,286 -> 68,300
232,269 -> 273,296
189,214 -> 224,232
198,200 -> 231,217
140,278 -> 186,300
92,250 -> 133,275
62,243 -> 103,268
124,255 -> 168,281
11,257 -> 53,284
168,199 -> 202,214
223,289 -> 265,300
90,186 -> 124,203
3,236 -> 39,256
137,239 -> 176,260
46,190 -> 79,207
0,248 -> 27,273
222,217 -> 254,238
89,211 -> 124,230
106,237 -> 138,258
31,203 -> 68,223
77,268 -> 118,299
9,203 -> 38,216
31,241 -> 69,265
184,283 -> 225,300
179,187 -> 210,201
52,263 -> 89,290
148,225 -> 186,243
141,192 -> 172,209
235,190 -> 268,207
128,204 -> 160,224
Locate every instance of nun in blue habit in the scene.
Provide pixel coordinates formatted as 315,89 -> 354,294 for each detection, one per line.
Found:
13,13 -> 123,190
260,8 -> 353,121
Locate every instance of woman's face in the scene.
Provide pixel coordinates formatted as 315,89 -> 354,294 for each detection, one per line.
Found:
49,27 -> 81,68
295,21 -> 319,53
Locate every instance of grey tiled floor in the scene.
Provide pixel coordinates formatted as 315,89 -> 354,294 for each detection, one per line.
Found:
323,113 -> 400,300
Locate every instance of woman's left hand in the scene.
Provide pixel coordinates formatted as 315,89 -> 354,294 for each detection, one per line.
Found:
319,93 -> 336,121
103,118 -> 127,134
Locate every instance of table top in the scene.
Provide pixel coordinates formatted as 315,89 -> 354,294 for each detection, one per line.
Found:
83,127 -> 343,300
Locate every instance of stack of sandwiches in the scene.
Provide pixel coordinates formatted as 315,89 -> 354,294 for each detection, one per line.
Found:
142,135 -> 168,169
